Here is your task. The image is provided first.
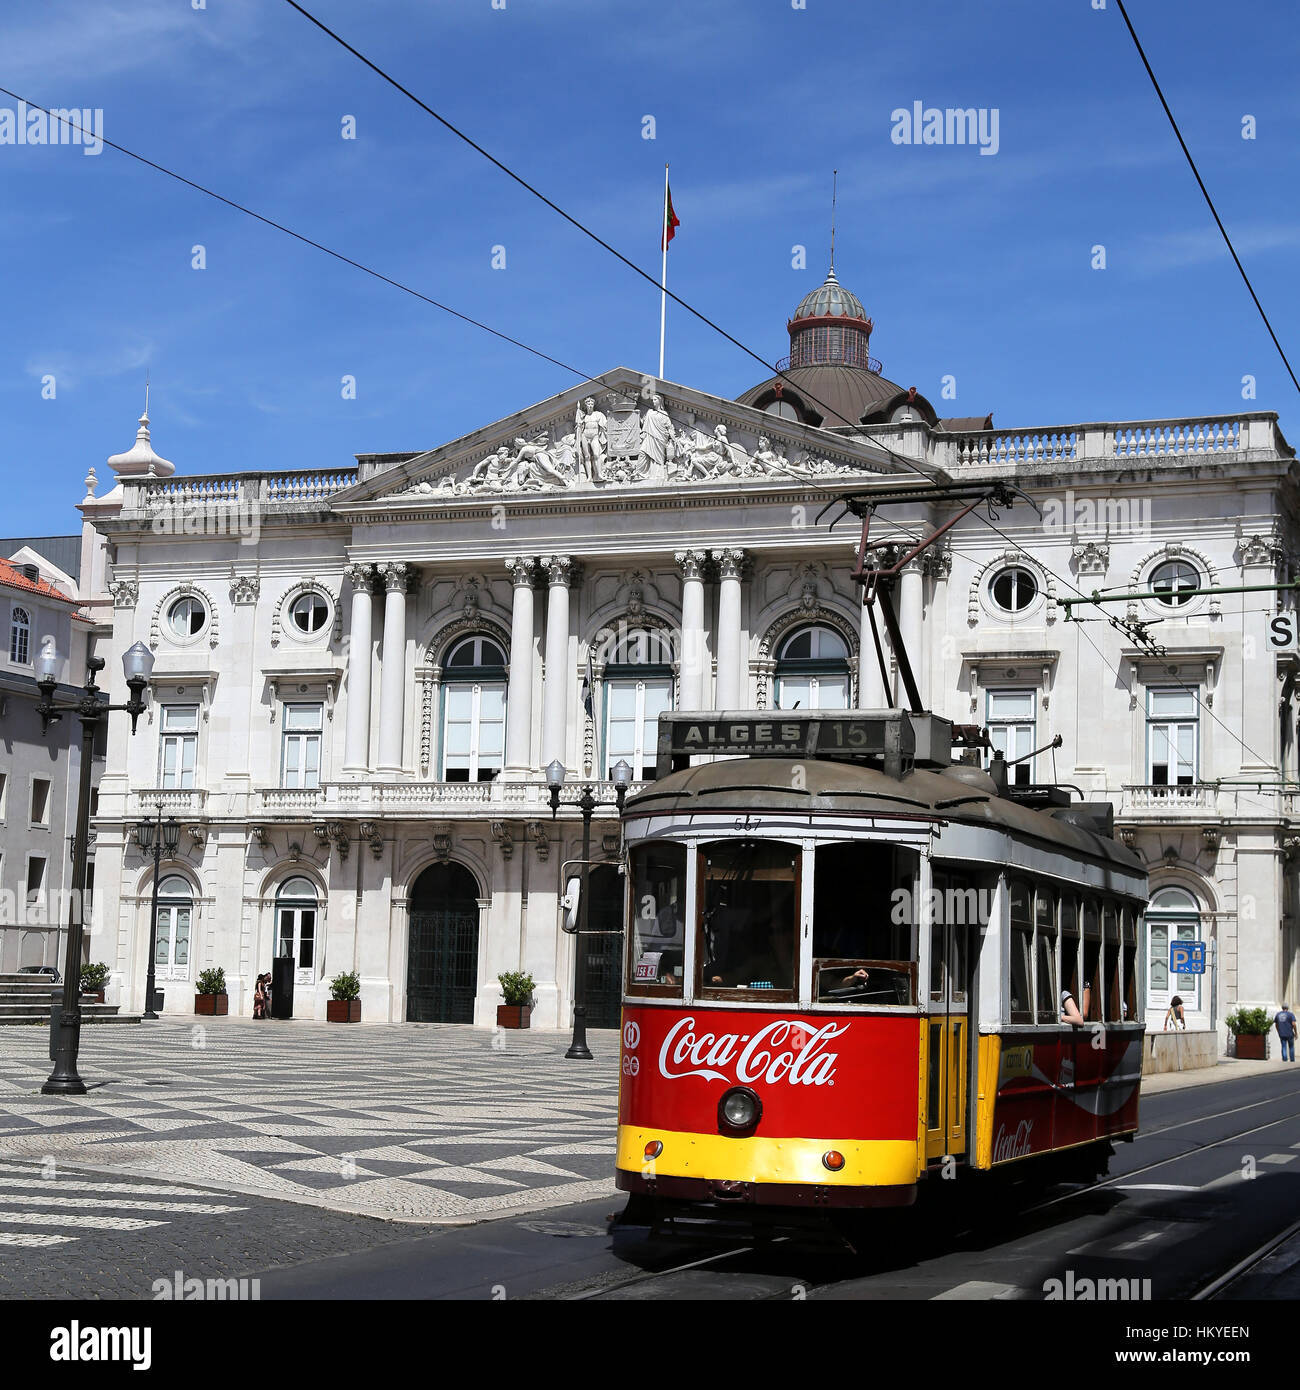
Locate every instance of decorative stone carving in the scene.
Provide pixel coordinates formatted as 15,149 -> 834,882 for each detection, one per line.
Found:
626,573 -> 646,618
490,821 -> 514,861
109,577 -> 139,609
923,546 -> 953,581
345,563 -> 375,592
527,821 -> 550,862
637,393 -> 676,476
542,555 -> 573,588
380,561 -> 411,593
675,549 -> 708,581
714,547 -> 747,581
574,397 -> 608,483
229,573 -> 260,605
1072,539 -> 1110,576
504,556 -> 538,588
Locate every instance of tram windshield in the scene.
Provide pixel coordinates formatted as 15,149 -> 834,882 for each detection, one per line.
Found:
628,842 -> 688,991
699,841 -> 799,996
812,843 -> 917,1005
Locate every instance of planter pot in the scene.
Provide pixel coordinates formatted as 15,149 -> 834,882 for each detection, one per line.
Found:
327,999 -> 361,1023
81,990 -> 105,1004
497,1005 -> 532,1029
195,993 -> 229,1017
1233,1033 -> 1268,1060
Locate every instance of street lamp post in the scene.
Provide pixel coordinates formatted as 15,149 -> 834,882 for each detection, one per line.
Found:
135,805 -> 181,1019
548,757 -> 632,1061
35,641 -> 154,1095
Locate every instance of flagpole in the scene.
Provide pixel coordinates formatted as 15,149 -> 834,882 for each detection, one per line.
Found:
659,162 -> 669,380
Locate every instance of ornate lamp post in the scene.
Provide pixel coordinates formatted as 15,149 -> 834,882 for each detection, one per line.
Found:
548,757 -> 632,1060
35,640 -> 153,1095
134,804 -> 181,1019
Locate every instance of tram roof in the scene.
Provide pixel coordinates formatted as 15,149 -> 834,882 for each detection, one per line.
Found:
624,756 -> 1146,877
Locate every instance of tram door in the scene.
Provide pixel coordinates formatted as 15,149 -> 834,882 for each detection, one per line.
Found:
925,873 -> 973,1162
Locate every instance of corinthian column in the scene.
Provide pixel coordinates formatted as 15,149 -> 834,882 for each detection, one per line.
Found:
342,564 -> 375,775
376,562 -> 411,774
713,547 -> 746,710
540,556 -> 573,769
676,549 -> 708,709
504,557 -> 537,774
858,590 -> 890,708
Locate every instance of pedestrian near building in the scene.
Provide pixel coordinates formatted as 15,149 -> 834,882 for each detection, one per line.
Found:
1275,1004 -> 1296,1062
1162,995 -> 1186,1031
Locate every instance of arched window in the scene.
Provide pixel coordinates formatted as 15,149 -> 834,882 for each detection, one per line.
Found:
1147,885 -> 1201,1013
9,606 -> 30,665
602,626 -> 673,780
276,876 -> 319,985
154,875 -> 193,981
442,636 -> 506,782
775,624 -> 849,710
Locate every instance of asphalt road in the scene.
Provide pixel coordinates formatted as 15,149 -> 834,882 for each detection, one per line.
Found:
241,1068 -> 1300,1301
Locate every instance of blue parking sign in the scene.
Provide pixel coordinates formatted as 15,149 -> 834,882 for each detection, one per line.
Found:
1170,941 -> 1205,975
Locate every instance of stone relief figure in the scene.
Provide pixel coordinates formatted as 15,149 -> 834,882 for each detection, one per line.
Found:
574,397 -> 608,483
751,435 -> 791,477
670,428 -> 723,481
510,434 -> 570,489
637,393 -> 677,476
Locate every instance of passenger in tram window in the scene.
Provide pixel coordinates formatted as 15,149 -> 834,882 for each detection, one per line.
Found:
1061,985 -> 1090,1025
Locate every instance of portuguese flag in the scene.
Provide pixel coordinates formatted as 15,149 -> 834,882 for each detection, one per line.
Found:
662,183 -> 680,251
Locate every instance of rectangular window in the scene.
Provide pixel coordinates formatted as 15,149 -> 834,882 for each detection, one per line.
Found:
1082,901 -> 1102,1022
626,841 -> 687,995
26,856 -> 45,899
605,677 -> 671,780
30,778 -> 50,826
1147,688 -> 1198,788
159,706 -> 199,789
1008,879 -> 1034,1023
443,683 -> 505,782
1060,897 -> 1080,1017
1035,887 -> 1057,1023
1103,903 -> 1122,1022
281,703 -> 323,789
814,843 -> 917,1006
1122,908 -> 1138,1022
698,841 -> 799,1000
987,690 -> 1037,786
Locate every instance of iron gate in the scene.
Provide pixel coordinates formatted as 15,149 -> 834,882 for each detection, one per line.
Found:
407,907 -> 480,1023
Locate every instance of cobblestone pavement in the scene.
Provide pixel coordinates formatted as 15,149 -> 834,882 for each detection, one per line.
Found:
0,1020 -> 621,1224
0,1155 -> 448,1300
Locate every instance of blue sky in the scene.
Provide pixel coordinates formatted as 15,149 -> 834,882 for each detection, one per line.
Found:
2,0 -> 1298,535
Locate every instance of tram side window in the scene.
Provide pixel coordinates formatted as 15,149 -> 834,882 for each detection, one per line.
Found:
699,841 -> 799,997
627,842 -> 687,995
1082,901 -> 1102,1023
1060,898 -> 1081,1022
1122,908 -> 1139,1022
1103,904 -> 1122,1022
929,871 -> 978,1005
1009,880 -> 1035,1024
1035,887 -> 1058,1024
813,843 -> 917,1005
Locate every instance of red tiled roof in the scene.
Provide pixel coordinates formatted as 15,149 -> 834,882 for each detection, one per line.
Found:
0,560 -> 79,605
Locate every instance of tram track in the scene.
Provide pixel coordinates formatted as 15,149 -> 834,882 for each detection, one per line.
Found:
561,1080 -> 1300,1300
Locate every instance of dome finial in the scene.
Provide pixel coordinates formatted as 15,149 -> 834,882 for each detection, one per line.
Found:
830,168 -> 837,276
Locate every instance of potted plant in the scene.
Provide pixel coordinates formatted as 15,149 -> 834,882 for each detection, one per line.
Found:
327,971 -> 362,1023
194,967 -> 229,1016
79,962 -> 110,1004
1226,1006 -> 1271,1060
497,971 -> 535,1029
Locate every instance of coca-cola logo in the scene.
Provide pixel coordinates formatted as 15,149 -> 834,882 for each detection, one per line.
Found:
657,1016 -> 849,1087
992,1118 -> 1034,1162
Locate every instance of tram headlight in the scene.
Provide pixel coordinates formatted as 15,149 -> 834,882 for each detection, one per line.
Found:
718,1086 -> 762,1134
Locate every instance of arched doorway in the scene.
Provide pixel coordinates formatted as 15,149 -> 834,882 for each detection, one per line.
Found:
1147,885 -> 1203,1015
407,862 -> 481,1022
584,864 -> 625,1030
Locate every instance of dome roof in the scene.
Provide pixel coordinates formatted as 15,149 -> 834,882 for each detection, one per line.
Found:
791,267 -> 867,322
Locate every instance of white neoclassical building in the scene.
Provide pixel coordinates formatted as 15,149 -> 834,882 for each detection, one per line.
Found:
81,267 -> 1300,1044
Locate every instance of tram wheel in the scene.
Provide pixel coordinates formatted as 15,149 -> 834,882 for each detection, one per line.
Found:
614,1194 -> 658,1228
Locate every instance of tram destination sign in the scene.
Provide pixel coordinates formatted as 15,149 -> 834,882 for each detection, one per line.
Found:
655,711 -> 952,776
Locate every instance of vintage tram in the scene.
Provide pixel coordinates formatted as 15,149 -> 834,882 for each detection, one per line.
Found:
614,710 -> 1149,1221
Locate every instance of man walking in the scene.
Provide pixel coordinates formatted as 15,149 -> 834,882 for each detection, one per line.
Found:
1276,1003 -> 1297,1062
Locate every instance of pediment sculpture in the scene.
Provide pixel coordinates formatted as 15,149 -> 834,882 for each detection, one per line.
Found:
389,391 -> 860,500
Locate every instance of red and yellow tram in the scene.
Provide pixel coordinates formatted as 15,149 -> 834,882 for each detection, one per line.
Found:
614,711 -> 1148,1220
